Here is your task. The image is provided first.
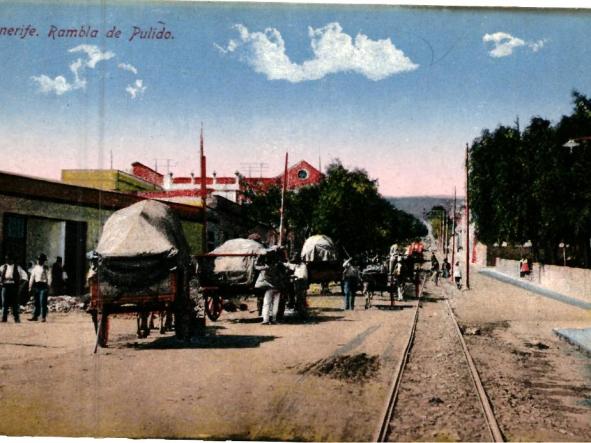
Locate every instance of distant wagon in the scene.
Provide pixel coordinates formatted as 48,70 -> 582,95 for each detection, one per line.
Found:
87,200 -> 200,348
300,235 -> 341,290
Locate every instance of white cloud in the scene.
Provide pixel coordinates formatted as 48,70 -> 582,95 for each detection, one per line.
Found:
126,79 -> 146,99
69,44 -> 115,68
483,32 -> 546,58
32,45 -> 146,98
68,58 -> 86,89
32,44 -> 114,95
30,75 -> 73,95
217,22 -> 418,82
528,39 -> 547,52
118,62 -> 138,75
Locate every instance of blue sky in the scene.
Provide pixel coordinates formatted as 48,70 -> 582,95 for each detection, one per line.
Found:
1,1 -> 590,196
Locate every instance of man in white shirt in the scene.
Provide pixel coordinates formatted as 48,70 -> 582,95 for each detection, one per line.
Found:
1,255 -> 27,323
28,253 -> 52,322
286,257 -> 309,317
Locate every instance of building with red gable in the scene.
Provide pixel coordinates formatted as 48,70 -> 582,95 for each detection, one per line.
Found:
131,159 -> 323,205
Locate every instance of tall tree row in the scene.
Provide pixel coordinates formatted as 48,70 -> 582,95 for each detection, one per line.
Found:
469,91 -> 591,266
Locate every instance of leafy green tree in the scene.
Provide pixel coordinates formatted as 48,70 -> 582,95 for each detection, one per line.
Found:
469,90 -> 591,266
241,160 -> 426,257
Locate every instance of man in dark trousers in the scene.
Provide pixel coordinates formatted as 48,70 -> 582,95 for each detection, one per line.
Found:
342,258 -> 360,310
1,255 -> 27,323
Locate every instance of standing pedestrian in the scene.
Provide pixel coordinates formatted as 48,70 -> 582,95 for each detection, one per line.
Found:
441,258 -> 451,278
287,256 -> 309,318
255,247 -> 287,325
431,254 -> 440,286
29,254 -> 51,322
519,256 -> 530,278
1,255 -> 27,323
453,261 -> 462,289
342,258 -> 360,310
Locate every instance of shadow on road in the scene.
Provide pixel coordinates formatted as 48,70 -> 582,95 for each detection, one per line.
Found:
420,295 -> 446,303
374,304 -> 415,311
313,307 -> 344,313
0,342 -> 63,349
281,313 -> 346,325
123,334 -> 276,350
229,317 -> 263,324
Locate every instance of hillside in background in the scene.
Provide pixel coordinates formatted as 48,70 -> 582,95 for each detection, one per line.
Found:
388,196 -> 464,219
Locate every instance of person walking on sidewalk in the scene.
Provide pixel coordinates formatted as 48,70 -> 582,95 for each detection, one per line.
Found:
519,256 -> 530,278
1,255 -> 27,323
441,258 -> 451,279
453,261 -> 462,289
29,254 -> 51,322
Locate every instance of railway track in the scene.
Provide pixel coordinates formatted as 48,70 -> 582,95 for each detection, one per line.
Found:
374,272 -> 505,442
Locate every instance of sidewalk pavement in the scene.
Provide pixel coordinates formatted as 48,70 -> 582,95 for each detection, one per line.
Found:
479,267 -> 591,354
479,268 -> 591,310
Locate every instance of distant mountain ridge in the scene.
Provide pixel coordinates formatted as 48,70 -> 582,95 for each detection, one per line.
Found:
387,196 -> 465,219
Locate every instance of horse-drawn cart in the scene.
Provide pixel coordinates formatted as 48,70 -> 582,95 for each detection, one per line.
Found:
196,239 -> 269,321
361,261 -> 395,309
87,200 -> 199,349
300,235 -> 341,293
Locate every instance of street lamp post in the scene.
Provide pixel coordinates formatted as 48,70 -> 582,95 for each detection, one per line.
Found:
561,137 -> 590,267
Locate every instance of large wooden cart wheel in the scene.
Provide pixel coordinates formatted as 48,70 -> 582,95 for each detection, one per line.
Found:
92,311 -> 110,350
204,294 -> 223,321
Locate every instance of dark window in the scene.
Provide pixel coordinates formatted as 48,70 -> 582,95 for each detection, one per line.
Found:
297,169 -> 309,180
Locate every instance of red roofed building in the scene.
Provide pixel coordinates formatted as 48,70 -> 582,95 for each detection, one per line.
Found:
131,159 -> 323,205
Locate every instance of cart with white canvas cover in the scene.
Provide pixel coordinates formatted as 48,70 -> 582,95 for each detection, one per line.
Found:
87,200 -> 199,349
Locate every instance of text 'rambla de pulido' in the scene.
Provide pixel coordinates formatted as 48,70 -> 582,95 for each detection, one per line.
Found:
0,23 -> 174,41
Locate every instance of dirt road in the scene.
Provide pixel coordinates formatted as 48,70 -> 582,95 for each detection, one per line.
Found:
1,273 -> 590,441
0,291 -> 416,440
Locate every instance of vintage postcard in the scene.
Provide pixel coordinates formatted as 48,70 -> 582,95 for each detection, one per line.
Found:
1,1 -> 590,441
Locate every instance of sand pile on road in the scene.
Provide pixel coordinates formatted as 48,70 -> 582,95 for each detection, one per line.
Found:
21,296 -> 85,314
300,353 -> 380,383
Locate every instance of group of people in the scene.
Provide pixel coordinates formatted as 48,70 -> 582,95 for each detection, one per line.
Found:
254,247 -> 309,325
430,253 -> 463,289
0,253 -> 68,323
251,245 -> 472,323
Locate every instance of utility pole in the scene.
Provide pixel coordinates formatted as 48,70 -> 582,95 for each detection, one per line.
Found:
153,158 -> 176,173
465,143 -> 471,289
443,211 -> 447,259
440,210 -> 444,251
451,187 -> 456,279
278,152 -> 289,247
200,123 -> 208,253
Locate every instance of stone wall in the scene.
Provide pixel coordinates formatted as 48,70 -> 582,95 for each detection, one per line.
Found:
495,258 -> 591,304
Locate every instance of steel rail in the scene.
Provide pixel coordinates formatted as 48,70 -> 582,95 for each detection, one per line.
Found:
445,298 -> 505,442
375,276 -> 505,442
373,273 -> 427,442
